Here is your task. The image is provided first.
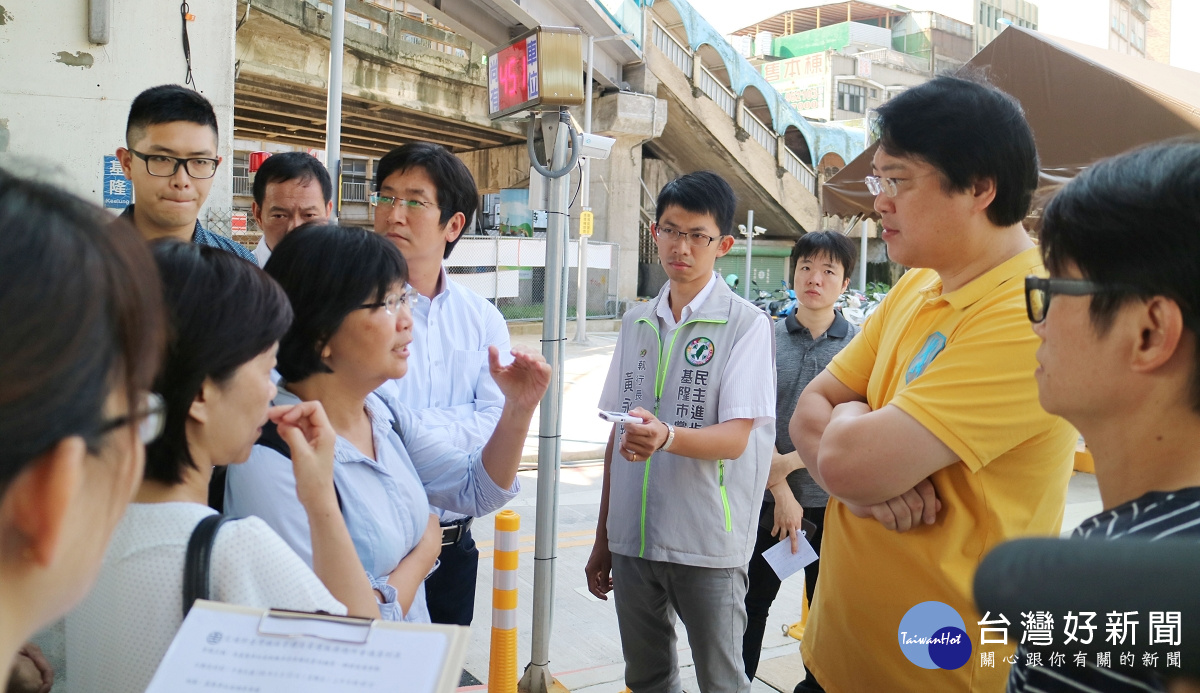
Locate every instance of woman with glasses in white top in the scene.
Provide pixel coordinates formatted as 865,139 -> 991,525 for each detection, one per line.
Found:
0,170 -> 165,692
226,224 -> 550,622
66,241 -> 378,693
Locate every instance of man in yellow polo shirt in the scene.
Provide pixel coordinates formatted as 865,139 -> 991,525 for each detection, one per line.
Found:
789,75 -> 1077,692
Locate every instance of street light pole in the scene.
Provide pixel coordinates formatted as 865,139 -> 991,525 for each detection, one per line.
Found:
743,209 -> 754,299
573,34 -> 595,345
574,32 -> 632,345
859,218 -> 869,292
324,0 -> 345,224
521,110 -> 575,693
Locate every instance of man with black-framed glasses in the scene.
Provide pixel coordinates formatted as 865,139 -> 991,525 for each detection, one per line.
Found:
115,85 -> 255,262
1005,140 -> 1200,693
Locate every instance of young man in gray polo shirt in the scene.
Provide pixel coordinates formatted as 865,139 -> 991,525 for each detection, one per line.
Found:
741,231 -> 859,680
586,171 -> 776,693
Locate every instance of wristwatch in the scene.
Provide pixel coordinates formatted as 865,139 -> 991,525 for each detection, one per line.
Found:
658,422 -> 676,452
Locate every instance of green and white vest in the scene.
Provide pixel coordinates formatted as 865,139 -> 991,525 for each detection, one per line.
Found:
608,278 -> 774,568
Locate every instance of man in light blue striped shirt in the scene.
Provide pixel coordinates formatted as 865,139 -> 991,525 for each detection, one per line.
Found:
371,142 -> 510,627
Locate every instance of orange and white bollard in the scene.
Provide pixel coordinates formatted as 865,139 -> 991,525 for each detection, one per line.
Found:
488,510 -> 520,693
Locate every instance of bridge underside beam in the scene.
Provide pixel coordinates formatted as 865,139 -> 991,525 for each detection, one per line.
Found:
233,76 -> 524,157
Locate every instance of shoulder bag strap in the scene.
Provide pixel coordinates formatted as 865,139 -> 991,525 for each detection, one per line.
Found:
183,513 -> 236,617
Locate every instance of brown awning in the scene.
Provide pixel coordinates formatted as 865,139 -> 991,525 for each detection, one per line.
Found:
821,26 -> 1200,219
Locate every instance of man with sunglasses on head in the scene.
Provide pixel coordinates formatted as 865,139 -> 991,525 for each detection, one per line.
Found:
370,142 -> 510,628
586,171 -> 775,693
115,85 -> 255,262
788,75 -> 1076,693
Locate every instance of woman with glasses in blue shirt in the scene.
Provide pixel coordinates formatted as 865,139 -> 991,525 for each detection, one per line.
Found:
226,224 -> 550,622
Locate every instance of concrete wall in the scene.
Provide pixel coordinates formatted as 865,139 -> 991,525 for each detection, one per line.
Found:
0,0 -> 236,217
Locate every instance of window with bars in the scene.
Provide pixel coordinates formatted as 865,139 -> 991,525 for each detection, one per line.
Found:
232,152 -> 251,197
837,83 -> 866,114
342,159 -> 368,203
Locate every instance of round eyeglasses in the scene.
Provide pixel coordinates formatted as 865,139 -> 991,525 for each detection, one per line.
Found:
359,287 -> 419,315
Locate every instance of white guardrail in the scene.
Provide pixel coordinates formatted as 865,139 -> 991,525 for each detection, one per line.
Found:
651,20 -> 816,194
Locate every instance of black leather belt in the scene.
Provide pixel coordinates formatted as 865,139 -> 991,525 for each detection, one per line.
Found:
440,517 -> 473,546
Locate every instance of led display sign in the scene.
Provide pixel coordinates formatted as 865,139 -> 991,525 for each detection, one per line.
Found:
487,27 -> 583,119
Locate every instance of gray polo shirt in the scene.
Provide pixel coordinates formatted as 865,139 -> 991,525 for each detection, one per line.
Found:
762,309 -> 859,522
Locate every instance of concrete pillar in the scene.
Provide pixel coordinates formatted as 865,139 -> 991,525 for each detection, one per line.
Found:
587,91 -> 668,302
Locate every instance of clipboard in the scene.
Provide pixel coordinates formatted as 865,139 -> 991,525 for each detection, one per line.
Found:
145,600 -> 470,692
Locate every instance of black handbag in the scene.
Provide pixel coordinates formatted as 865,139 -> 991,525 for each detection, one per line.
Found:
182,513 -> 237,617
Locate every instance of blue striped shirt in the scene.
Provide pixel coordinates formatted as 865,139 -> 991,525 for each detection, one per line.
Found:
1008,487 -> 1200,692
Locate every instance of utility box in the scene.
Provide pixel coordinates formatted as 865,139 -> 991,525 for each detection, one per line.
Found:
487,27 -> 584,119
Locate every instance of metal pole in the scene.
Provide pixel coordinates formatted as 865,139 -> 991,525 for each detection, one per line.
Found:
859,218 -> 869,292
522,111 -> 571,693
573,35 -> 595,345
743,209 -> 754,300
325,0 -> 346,224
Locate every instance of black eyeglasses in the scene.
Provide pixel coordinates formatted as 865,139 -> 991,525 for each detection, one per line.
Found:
1025,276 -> 1123,324
129,150 -> 220,179
96,392 -> 167,444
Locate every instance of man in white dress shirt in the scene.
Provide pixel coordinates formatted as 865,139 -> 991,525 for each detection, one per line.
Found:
250,151 -> 332,267
371,142 -> 510,626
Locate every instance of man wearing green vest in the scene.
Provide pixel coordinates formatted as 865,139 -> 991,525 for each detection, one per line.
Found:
586,171 -> 776,693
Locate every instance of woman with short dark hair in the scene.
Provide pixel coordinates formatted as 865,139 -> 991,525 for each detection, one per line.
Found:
0,169 -> 165,691
66,242 -> 378,693
227,224 -> 550,622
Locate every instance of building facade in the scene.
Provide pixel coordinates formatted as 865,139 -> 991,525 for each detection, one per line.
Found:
974,0 -> 1040,53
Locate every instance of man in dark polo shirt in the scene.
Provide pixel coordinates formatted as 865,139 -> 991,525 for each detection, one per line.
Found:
742,230 -> 859,680
115,85 -> 255,262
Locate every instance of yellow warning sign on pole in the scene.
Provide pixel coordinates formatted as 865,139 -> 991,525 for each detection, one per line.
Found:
579,209 -> 594,236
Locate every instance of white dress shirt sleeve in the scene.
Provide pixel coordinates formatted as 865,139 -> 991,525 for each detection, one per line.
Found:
403,302 -> 510,449
717,310 -> 777,429
389,401 -> 520,516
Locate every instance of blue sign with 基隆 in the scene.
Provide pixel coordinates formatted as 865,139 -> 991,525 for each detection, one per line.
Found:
103,155 -> 132,210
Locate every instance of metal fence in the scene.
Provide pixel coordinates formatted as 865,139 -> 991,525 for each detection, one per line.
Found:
233,175 -> 253,197
203,207 -> 236,237
342,180 -> 368,203
449,236 -> 621,322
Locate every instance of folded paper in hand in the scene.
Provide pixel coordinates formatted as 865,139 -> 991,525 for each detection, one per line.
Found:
762,532 -> 819,581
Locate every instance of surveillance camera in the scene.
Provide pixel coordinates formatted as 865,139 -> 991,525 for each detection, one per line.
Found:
579,133 -> 616,160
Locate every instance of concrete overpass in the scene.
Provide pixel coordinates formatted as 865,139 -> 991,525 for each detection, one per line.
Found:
234,0 -> 866,300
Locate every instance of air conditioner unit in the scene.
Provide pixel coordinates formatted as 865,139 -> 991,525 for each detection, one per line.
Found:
754,31 -> 774,57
